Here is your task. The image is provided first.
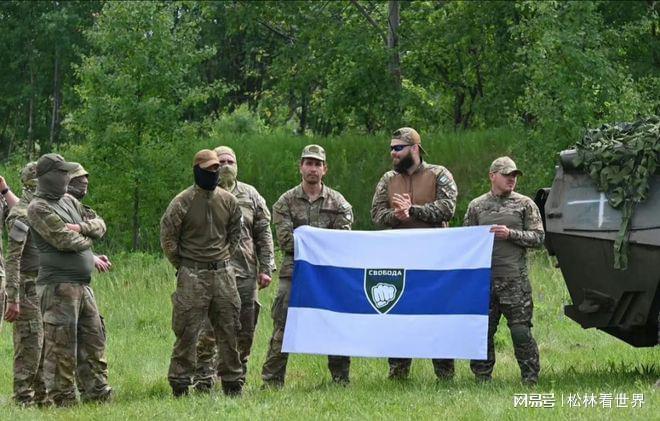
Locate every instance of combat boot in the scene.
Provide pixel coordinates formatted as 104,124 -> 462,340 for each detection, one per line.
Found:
221,380 -> 243,397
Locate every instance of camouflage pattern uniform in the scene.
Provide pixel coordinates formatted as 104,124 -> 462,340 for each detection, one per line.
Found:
195,181 -> 275,387
28,159 -> 111,406
262,183 -> 353,386
371,160 -> 458,379
160,183 -> 244,396
5,163 -> 48,406
0,194 -> 8,332
464,191 -> 544,384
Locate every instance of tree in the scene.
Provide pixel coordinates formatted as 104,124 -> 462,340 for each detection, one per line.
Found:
73,1 -> 215,250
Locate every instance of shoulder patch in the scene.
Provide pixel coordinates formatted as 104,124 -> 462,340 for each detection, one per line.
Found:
9,219 -> 29,242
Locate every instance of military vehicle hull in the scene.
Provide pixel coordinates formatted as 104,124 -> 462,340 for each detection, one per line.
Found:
536,150 -> 660,347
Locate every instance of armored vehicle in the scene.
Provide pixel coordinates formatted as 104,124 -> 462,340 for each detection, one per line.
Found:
535,149 -> 659,347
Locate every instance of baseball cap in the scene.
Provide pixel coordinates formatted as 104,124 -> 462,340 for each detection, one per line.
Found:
391,127 -> 427,155
193,149 -> 220,169
214,146 -> 236,160
301,144 -> 326,162
489,156 -> 523,176
36,153 -> 78,177
69,162 -> 89,179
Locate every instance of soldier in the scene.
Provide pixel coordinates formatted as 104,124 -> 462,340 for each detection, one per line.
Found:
371,127 -> 457,380
261,144 -> 353,388
66,163 -> 112,399
0,174 -> 20,335
67,163 -> 112,272
194,146 -> 275,391
27,153 -> 112,406
3,163 -> 47,407
160,149 -> 244,397
464,156 -> 544,385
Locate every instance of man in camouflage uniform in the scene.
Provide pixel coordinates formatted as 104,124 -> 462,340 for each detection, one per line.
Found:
3,164 -> 44,406
0,173 -> 20,333
262,144 -> 353,388
160,149 -> 244,397
464,156 -> 544,385
27,153 -> 112,406
371,127 -> 458,380
194,146 -> 275,390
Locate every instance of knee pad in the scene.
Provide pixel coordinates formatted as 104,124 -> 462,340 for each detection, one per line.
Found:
510,324 -> 532,346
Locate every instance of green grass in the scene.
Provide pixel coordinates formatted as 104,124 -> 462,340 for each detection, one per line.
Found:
0,252 -> 657,419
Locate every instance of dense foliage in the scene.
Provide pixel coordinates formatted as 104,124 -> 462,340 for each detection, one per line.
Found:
0,0 -> 657,250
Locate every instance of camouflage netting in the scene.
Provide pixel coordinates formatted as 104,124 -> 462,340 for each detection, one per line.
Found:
574,116 -> 660,270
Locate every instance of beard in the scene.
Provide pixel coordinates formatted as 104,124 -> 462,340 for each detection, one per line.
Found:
394,153 -> 415,173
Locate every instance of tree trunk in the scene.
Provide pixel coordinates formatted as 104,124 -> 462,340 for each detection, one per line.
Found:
388,0 -> 401,125
49,49 -> 61,151
387,1 -> 401,88
297,92 -> 308,135
27,66 -> 35,159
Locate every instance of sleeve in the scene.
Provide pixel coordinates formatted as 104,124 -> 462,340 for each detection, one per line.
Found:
226,196 -> 243,256
5,215 -> 28,304
77,203 -> 106,239
160,196 -> 186,268
409,167 -> 457,224
272,195 -> 294,255
333,195 -> 353,230
27,201 -> 93,252
508,199 -> 545,248
463,201 -> 479,227
371,173 -> 400,228
252,192 -> 276,276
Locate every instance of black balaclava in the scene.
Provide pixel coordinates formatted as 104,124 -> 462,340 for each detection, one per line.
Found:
394,152 -> 415,174
67,176 -> 88,200
36,170 -> 70,200
194,165 -> 219,191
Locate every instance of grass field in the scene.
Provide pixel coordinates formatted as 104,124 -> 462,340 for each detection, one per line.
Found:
0,252 -> 657,420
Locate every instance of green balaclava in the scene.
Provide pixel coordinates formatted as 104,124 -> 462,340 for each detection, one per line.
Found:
214,146 -> 238,191
35,153 -> 76,200
20,161 -> 38,203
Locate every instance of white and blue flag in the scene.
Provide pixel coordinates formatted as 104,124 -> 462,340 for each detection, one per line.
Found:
282,226 -> 494,359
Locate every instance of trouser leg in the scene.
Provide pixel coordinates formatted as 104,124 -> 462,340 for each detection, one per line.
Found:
431,358 -> 455,379
194,320 -> 216,389
208,267 -> 243,395
41,283 -> 81,407
388,358 -> 411,379
76,286 -> 112,401
168,267 -> 209,394
261,277 -> 291,385
471,285 -> 502,380
12,280 -> 44,405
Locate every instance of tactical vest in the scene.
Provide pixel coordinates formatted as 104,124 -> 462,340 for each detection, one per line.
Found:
31,196 -> 95,285
387,166 -> 446,228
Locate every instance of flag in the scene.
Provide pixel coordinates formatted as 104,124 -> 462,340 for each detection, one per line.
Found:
281,226 -> 494,359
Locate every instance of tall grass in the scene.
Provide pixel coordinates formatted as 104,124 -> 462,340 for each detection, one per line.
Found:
0,253 -> 657,419
0,127 -> 549,251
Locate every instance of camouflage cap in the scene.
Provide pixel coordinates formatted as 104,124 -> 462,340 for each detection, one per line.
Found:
489,156 -> 523,176
36,153 -> 78,177
214,146 -> 236,160
301,144 -> 326,162
193,149 -> 220,169
20,162 -> 38,184
68,162 -> 89,179
391,127 -> 427,155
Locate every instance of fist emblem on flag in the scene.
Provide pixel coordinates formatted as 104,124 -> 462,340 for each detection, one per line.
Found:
371,283 -> 397,308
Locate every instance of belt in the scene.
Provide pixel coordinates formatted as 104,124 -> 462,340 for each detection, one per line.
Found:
21,271 -> 39,277
179,257 -> 229,271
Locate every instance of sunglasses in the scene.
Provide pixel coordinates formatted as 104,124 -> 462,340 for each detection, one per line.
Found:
390,144 -> 410,152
